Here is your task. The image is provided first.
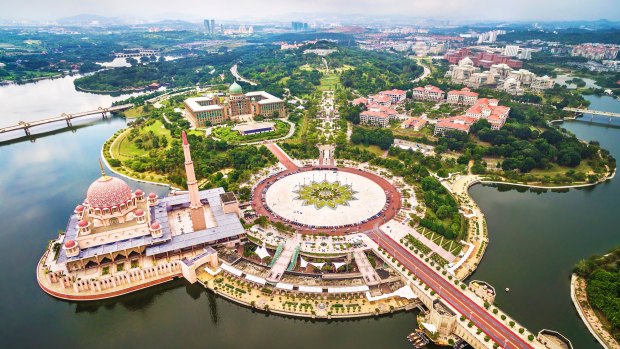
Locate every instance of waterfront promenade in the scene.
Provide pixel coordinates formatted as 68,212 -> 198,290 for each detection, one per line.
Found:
367,230 -> 534,349
571,274 -> 619,349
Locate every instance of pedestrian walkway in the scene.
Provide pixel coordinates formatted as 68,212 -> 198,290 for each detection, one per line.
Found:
380,221 -> 456,263
266,237 -> 299,283
265,143 -> 298,171
353,250 -> 381,286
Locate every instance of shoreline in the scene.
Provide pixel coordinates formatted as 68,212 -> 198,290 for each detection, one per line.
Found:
475,167 -> 615,190
75,85 -> 147,94
206,280 -> 411,320
570,274 -> 618,349
101,128 -> 180,190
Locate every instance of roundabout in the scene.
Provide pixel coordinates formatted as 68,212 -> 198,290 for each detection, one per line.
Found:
252,165 -> 401,234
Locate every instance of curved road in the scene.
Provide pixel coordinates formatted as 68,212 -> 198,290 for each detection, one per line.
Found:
230,63 -> 257,86
367,230 -> 533,349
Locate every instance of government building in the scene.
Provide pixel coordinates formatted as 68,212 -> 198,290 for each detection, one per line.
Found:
184,82 -> 286,128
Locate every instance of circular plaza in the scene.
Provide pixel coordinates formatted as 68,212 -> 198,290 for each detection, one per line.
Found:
252,167 -> 402,234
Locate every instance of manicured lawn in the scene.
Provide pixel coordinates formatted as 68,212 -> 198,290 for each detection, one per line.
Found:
319,73 -> 340,91
391,126 -> 435,140
113,120 -> 172,160
123,106 -> 146,118
353,144 -> 386,157
530,161 -> 593,176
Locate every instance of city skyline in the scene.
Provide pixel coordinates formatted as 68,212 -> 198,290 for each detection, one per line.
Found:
1,0 -> 620,23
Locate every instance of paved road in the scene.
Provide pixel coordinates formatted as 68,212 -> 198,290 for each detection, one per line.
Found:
412,60 -> 431,83
230,63 -> 258,86
366,230 -> 533,349
265,143 -> 298,170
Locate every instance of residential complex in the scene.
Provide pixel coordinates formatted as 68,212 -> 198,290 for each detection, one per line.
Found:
475,30 -> 506,44
435,98 -> 510,135
434,115 -> 478,135
184,82 -> 286,127
446,88 -> 479,105
571,43 -> 620,61
379,89 -> 407,104
464,98 -> 510,130
360,104 -> 400,127
360,110 -> 390,127
354,88 -> 407,127
402,117 -> 427,131
412,85 -> 445,102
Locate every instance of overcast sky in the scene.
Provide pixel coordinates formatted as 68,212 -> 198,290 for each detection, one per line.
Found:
1,0 -> 619,22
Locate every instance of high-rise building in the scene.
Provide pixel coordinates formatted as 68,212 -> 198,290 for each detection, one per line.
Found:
503,45 -> 520,57
518,48 -> 532,60
204,19 -> 216,34
292,21 -> 309,31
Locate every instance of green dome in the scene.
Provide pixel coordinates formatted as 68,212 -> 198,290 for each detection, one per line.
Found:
229,81 -> 243,94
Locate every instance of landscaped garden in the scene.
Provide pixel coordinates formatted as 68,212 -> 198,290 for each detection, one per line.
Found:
293,180 -> 358,209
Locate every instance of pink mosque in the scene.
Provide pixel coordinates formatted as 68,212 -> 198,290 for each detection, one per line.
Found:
37,131 -> 242,300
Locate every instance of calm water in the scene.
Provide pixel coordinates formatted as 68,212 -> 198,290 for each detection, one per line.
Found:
0,75 -> 141,127
554,74 -> 600,89
470,95 -> 620,349
0,78 -> 618,349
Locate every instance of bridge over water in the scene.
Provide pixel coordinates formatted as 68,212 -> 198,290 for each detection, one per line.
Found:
563,107 -> 620,118
114,50 -> 159,58
0,104 -> 133,136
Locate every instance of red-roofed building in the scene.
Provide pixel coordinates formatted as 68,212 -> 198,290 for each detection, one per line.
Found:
402,117 -> 427,131
352,97 -> 368,106
434,116 -> 478,135
465,98 -> 510,130
412,85 -> 445,102
368,94 -> 392,106
360,110 -> 390,127
379,89 -> 407,104
368,104 -> 399,118
447,88 -> 479,105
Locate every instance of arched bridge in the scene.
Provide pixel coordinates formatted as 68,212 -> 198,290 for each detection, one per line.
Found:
0,104 -> 133,136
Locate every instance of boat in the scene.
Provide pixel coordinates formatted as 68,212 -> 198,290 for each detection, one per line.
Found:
407,330 -> 430,348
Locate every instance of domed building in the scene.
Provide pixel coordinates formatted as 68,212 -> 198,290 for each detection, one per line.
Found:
39,139 -> 244,300
85,175 -> 137,227
183,81 -> 286,128
458,56 -> 474,67
228,81 -> 243,95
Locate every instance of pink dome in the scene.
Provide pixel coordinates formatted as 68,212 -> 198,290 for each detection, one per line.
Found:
86,176 -> 133,209
148,192 -> 157,199
150,222 -> 161,230
75,205 -> 85,212
77,220 -> 89,227
64,240 -> 77,249
134,209 -> 145,216
135,189 -> 144,195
